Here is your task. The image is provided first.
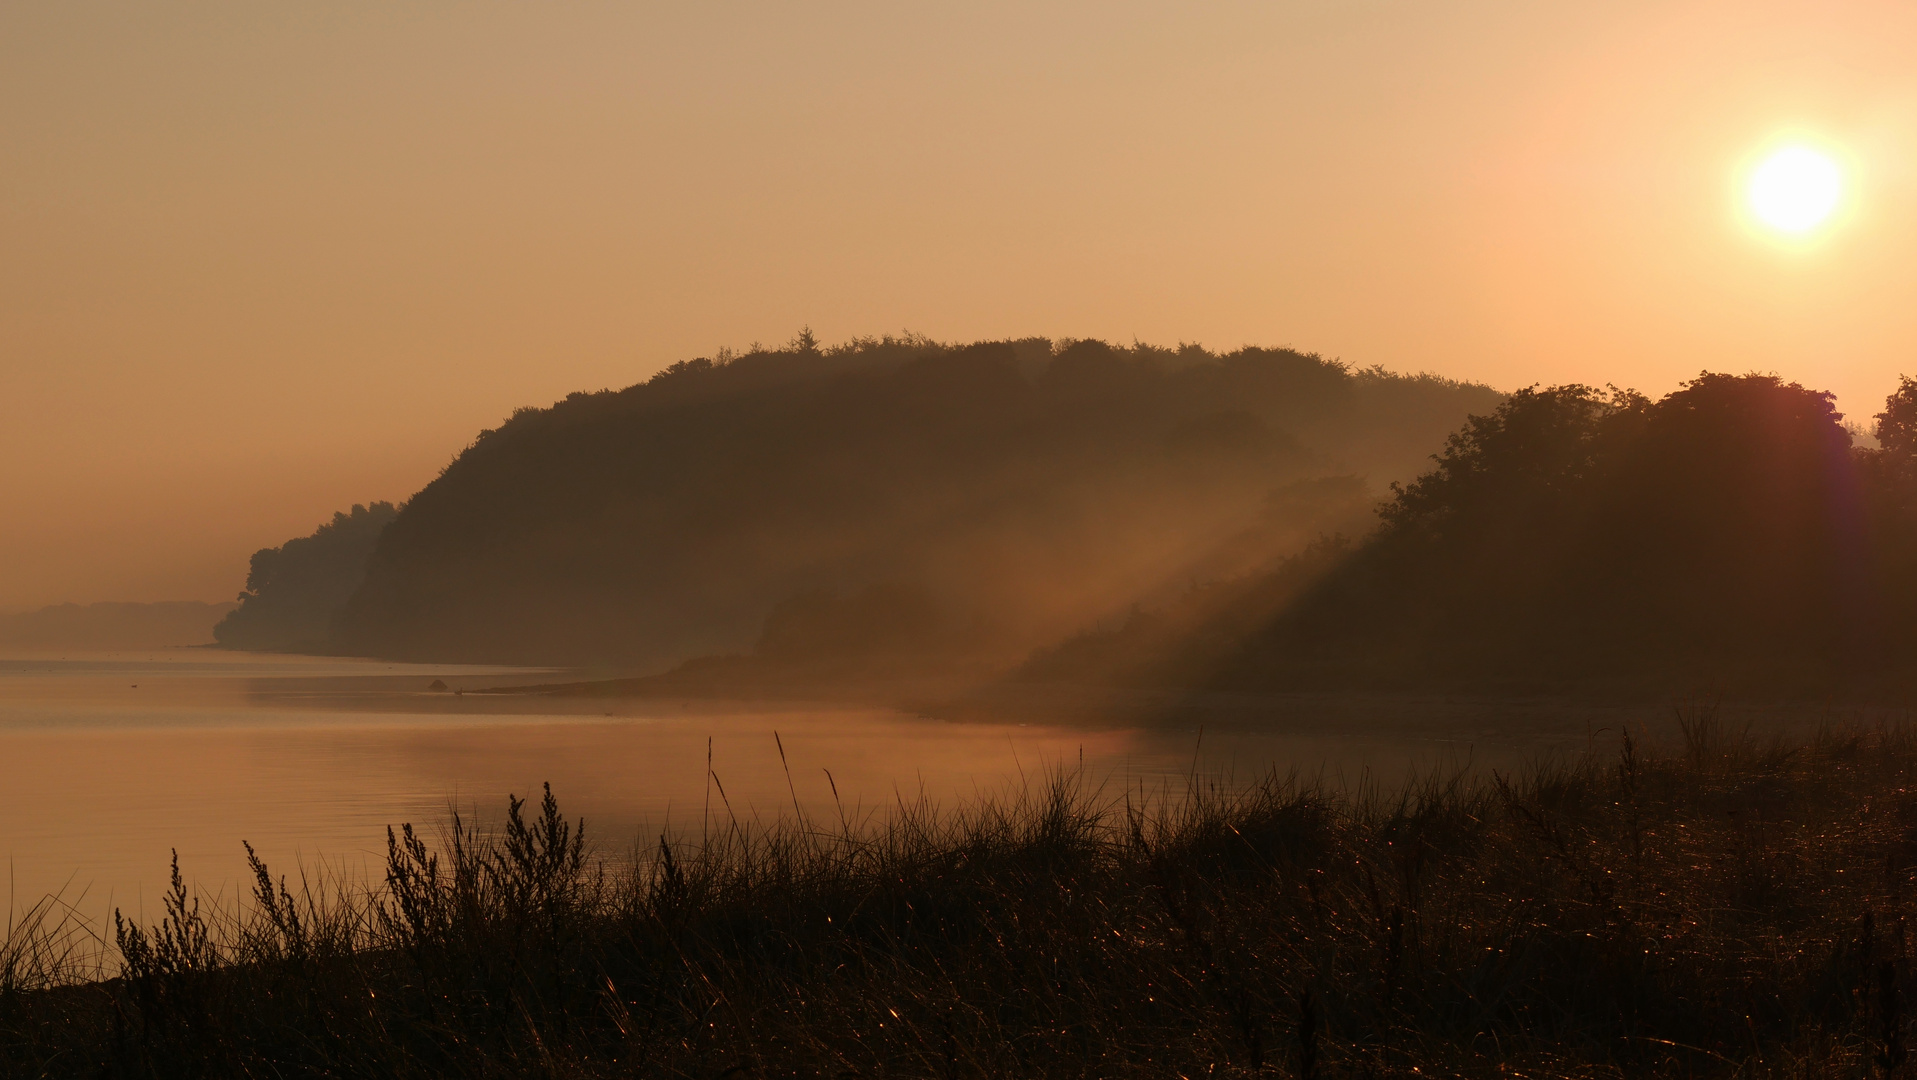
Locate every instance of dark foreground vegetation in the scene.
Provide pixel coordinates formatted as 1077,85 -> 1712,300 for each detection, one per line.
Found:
9,715 -> 1917,1077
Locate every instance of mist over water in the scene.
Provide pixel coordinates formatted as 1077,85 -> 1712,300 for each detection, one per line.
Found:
1,652 -> 1597,934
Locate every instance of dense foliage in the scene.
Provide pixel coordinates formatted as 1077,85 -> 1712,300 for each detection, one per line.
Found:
330,335 -> 1498,668
1293,372 -> 1904,689
1021,372 -> 1917,696
213,502 -> 399,653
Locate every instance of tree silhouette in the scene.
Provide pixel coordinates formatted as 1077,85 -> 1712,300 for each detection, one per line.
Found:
215,502 -> 399,653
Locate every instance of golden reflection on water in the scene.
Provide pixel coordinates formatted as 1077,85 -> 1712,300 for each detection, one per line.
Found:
0,652 -> 1596,930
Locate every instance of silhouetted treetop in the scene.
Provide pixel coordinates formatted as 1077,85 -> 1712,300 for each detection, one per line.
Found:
1101,370 -> 1916,695
1876,375 -> 1917,460
1380,384 -> 1647,535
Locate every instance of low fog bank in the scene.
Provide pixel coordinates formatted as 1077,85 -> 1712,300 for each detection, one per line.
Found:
0,601 -> 235,652
220,334 -> 1499,683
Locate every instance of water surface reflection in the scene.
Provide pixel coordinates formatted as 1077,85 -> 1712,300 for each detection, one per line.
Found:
1,651 -> 1600,930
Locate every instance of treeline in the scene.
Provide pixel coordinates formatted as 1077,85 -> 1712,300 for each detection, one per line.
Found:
215,341 -> 1917,699
213,502 -> 398,653
312,334 -> 1495,669
1028,372 -> 1917,696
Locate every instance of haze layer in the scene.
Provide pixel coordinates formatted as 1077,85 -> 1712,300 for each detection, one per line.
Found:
5,0 -> 1915,609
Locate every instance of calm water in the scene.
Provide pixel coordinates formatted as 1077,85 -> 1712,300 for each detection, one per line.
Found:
0,651 -> 1608,931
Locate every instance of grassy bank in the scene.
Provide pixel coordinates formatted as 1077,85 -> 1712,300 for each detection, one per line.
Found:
4,709 -> 1915,1077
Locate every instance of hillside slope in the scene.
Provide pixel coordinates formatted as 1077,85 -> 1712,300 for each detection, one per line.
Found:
333,336 -> 1500,668
215,502 -> 399,653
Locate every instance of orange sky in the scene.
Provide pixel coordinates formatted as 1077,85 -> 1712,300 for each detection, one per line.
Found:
4,0 -> 1915,611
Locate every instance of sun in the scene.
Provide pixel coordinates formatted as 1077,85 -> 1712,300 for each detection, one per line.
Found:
1746,145 -> 1843,234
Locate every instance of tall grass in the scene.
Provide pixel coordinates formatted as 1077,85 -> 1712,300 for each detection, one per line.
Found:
5,714 -> 1917,1076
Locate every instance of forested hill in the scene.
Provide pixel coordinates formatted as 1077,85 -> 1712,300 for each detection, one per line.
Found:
1021,372 -> 1917,698
331,335 -> 1500,667
215,502 -> 399,653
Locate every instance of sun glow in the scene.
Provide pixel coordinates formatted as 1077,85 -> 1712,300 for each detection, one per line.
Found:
1746,145 -> 1843,235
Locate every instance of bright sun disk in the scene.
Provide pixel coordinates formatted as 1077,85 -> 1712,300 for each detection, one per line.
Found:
1747,145 -> 1842,234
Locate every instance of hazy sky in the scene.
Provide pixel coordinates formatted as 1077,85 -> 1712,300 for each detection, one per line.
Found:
4,0 -> 1915,610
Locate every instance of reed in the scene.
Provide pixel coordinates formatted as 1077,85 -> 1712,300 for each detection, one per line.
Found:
5,720 -> 1917,1077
